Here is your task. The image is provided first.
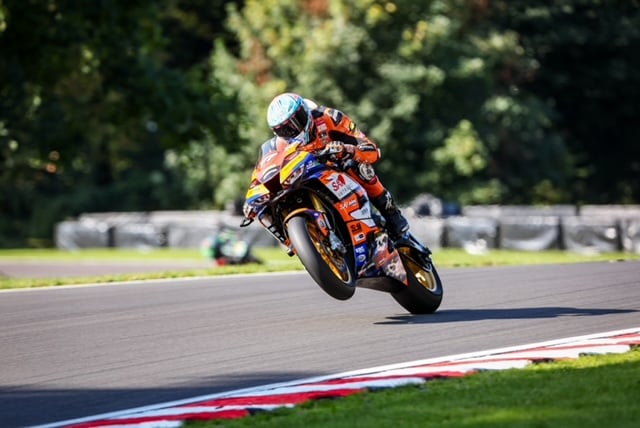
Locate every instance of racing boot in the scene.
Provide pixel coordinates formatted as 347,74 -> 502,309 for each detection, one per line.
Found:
370,190 -> 410,240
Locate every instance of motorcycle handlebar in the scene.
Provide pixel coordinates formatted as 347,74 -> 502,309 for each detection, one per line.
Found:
313,144 -> 355,172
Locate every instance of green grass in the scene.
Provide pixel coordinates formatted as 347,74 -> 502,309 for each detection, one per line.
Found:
0,248 -> 207,261
189,348 -> 640,428
0,247 -> 638,289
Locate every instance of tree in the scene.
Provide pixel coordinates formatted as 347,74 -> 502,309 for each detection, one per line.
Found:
489,1 -> 640,203
208,0 -> 572,206
0,0 -> 238,246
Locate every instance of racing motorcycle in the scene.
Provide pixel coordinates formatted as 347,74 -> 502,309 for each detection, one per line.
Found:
240,138 -> 443,314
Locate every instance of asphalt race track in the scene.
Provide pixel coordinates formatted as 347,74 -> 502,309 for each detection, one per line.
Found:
1,261 -> 639,427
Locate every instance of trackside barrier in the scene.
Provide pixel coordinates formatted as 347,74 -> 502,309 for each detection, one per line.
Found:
55,219 -> 112,250
498,216 -> 561,251
405,217 -> 444,250
54,205 -> 640,253
442,216 -> 498,250
561,216 -> 620,253
621,218 -> 640,253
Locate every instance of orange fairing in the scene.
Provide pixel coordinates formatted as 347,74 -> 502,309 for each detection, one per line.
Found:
255,139 -> 296,181
316,171 -> 378,244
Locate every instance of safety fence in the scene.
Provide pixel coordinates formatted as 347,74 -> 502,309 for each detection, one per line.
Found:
54,205 -> 640,254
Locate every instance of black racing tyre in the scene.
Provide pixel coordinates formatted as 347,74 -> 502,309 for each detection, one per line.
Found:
391,246 -> 443,314
287,215 -> 355,300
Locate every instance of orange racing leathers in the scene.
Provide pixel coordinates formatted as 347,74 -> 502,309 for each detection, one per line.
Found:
255,99 -> 410,240
298,103 -> 387,200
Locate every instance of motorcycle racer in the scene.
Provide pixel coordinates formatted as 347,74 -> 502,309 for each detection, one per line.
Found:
248,92 -> 410,240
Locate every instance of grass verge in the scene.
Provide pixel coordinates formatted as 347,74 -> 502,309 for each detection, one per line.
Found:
0,248 -> 638,290
189,348 -> 640,428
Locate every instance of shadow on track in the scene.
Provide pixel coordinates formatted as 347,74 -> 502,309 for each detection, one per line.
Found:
376,307 -> 638,324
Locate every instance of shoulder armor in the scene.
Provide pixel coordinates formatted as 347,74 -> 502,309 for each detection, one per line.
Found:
325,108 -> 344,125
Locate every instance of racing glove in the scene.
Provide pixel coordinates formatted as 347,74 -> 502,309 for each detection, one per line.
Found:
325,141 -> 356,159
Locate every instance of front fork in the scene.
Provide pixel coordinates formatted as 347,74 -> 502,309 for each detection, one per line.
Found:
310,193 -> 346,254
284,195 -> 346,255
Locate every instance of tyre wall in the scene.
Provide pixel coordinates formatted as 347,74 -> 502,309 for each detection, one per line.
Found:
55,205 -> 640,253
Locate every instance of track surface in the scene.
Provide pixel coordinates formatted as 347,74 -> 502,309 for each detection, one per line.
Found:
1,261 -> 639,427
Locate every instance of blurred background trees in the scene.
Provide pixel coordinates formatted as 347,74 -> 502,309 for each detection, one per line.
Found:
1,0 -> 638,246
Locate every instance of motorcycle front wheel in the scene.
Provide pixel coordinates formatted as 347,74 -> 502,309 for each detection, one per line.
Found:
287,215 -> 356,300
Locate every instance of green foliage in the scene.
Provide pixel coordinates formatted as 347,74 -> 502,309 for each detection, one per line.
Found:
165,131 -> 250,208
211,0 -> 574,205
489,1 -> 640,203
0,0 -> 235,246
1,0 -> 639,247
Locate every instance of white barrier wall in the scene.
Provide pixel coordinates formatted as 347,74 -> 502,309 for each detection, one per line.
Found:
498,216 -> 561,251
54,205 -> 640,253
561,216 -> 620,252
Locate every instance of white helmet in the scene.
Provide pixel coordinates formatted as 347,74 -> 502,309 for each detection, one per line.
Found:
267,93 -> 315,144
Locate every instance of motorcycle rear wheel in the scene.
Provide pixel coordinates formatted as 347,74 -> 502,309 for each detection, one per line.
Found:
392,246 -> 443,314
287,215 -> 356,300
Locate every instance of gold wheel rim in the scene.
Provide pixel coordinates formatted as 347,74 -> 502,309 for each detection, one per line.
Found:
398,247 -> 438,292
306,222 -> 351,282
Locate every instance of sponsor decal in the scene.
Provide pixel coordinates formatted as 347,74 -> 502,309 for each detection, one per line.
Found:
332,174 -> 347,191
316,118 -> 330,144
327,173 -> 359,199
349,205 -> 376,227
339,195 -> 358,211
344,200 -> 357,210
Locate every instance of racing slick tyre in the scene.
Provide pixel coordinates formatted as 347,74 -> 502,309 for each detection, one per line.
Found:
392,246 -> 444,314
287,215 -> 356,301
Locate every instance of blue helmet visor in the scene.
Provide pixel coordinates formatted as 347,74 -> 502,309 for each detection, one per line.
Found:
272,103 -> 309,139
